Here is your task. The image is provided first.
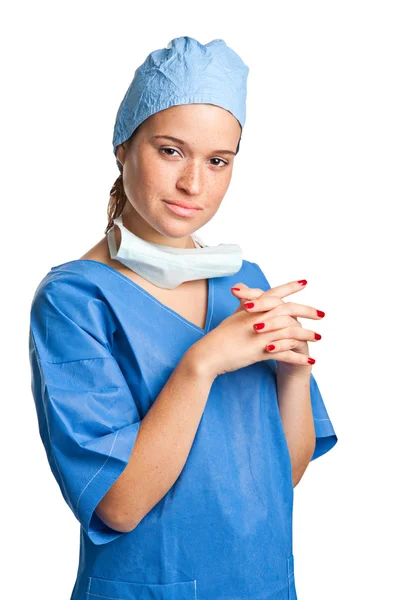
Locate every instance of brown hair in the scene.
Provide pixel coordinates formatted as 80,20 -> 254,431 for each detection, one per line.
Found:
104,130 -> 241,236
104,134 -> 136,235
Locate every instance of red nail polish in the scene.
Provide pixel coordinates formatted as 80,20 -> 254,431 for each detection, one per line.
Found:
308,357 -> 316,365
231,287 -> 240,291
254,323 -> 265,331
314,333 -> 322,340
244,302 -> 255,309
298,280 -> 307,286
316,310 -> 325,317
267,344 -> 275,351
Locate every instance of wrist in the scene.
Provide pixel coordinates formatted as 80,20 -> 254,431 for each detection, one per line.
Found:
276,361 -> 313,379
182,343 -> 219,382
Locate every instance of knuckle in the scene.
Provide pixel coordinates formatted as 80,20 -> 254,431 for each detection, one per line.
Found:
267,294 -> 282,306
286,327 -> 295,339
273,296 -> 284,307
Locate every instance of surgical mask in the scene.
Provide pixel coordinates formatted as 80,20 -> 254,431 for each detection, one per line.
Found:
107,213 -> 243,289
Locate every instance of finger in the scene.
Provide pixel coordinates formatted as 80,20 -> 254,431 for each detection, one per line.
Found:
231,279 -> 308,301
263,345 -> 316,366
231,284 -> 279,316
245,300 -> 326,320
253,323 -> 322,343
264,279 -> 308,299
230,283 -> 265,301
241,293 -> 284,313
252,315 -> 303,332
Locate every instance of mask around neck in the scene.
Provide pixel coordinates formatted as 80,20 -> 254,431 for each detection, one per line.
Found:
107,213 -> 243,289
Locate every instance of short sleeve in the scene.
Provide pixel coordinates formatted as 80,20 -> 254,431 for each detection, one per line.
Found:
29,272 -> 142,545
250,261 -> 338,460
308,373 -> 337,460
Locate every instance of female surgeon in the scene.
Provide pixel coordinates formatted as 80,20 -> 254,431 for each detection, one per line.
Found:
29,36 -> 338,600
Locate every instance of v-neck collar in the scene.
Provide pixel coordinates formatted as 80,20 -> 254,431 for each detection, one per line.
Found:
50,259 -> 215,336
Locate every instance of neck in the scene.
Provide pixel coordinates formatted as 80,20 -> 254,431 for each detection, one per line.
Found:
119,205 -> 196,249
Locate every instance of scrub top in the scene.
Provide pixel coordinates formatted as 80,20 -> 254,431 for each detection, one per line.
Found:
28,258 -> 337,600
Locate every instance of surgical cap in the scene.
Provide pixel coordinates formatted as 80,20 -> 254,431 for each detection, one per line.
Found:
112,36 -> 249,159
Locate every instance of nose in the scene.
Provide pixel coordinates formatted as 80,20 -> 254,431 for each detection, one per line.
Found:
176,160 -> 202,196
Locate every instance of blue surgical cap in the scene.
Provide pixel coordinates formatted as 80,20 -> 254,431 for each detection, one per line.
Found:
112,36 -> 249,159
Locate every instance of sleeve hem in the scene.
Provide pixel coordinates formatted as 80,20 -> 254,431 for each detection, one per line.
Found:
311,418 -> 338,461
78,421 -> 142,545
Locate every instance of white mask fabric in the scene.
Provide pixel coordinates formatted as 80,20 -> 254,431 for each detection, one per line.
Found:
107,213 -> 243,289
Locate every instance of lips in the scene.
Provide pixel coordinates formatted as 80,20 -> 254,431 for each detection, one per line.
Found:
164,202 -> 201,218
164,200 -> 202,210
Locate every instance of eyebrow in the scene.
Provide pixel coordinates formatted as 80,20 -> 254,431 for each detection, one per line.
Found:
150,135 -> 237,156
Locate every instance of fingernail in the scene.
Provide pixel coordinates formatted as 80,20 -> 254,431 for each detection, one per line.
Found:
316,310 -> 325,317
267,344 -> 275,351
298,280 -> 307,286
314,333 -> 322,340
308,357 -> 316,365
244,302 -> 255,309
231,287 -> 240,291
253,323 -> 265,331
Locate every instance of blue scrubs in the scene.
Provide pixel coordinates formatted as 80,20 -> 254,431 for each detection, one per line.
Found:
29,258 -> 337,600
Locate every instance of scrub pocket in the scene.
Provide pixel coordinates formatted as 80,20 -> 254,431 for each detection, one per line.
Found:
287,554 -> 297,600
86,576 -> 197,600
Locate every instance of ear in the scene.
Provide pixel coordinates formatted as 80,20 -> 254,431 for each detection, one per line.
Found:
116,143 -> 127,167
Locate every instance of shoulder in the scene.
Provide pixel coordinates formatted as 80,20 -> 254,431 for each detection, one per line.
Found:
30,263 -> 103,314
240,259 -> 272,291
30,264 -> 114,362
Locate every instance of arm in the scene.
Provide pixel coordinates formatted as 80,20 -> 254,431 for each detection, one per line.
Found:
95,347 -> 216,533
276,364 -> 316,487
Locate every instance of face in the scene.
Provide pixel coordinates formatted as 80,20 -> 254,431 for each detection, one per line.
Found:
115,103 -> 241,248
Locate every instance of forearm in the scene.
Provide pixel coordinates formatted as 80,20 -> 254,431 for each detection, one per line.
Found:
276,364 -> 316,487
95,346 -> 215,532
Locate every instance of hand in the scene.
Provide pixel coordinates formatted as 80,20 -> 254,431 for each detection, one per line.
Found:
230,279 -> 324,369
190,279 -> 325,378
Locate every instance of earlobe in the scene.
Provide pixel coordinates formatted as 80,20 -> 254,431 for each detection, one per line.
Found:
116,144 -> 126,166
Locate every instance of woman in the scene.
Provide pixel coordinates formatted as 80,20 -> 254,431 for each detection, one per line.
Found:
29,36 -> 337,600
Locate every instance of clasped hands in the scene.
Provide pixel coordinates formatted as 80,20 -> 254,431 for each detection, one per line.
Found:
230,279 -> 325,369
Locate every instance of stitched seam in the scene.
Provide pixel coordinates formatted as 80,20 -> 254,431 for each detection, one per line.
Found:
31,338 -> 74,510
40,356 -> 115,366
205,280 -> 215,333
77,430 -> 120,518
86,594 -> 123,600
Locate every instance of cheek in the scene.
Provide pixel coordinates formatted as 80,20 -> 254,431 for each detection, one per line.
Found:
209,172 -> 232,201
139,157 -> 172,194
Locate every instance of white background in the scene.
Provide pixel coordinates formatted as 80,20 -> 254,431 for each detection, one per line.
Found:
2,1 -> 397,598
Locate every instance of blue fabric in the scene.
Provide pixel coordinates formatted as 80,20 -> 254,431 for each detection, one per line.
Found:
112,36 -> 249,157
29,259 -> 337,599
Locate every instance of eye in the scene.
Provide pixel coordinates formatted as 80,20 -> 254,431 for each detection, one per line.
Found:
159,147 -> 229,168
160,147 -> 180,157
209,157 -> 229,168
